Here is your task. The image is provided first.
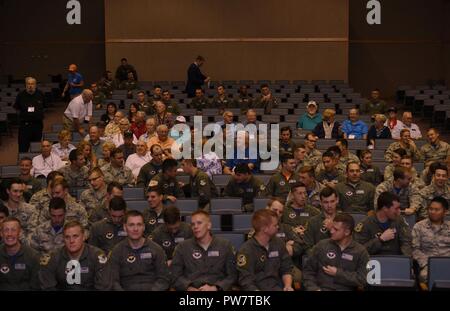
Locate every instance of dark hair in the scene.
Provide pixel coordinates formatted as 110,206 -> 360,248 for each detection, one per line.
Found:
434,163 -> 448,174
196,56 -> 205,62
427,127 -> 439,135
110,148 -> 123,159
280,152 -> 294,164
124,210 -> 144,223
295,143 -> 306,150
327,146 -> 341,158
163,205 -> 181,225
0,203 -> 10,217
162,158 -> 178,173
333,213 -> 355,232
153,84 -> 162,90
109,197 -> 127,211
260,83 -> 269,89
430,196 -> 449,210
322,150 -> 335,159
298,166 -> 315,177
182,159 -> 197,167
7,178 -> 23,190
69,148 -> 84,162
46,171 -> 64,185
121,58 -> 127,62
377,192 -> 400,211
19,157 -> 32,163
147,186 -> 162,196
319,186 -> 338,199
393,166 -> 409,181
346,161 -> 360,172
49,197 -> 66,212
360,150 -> 372,159
106,102 -> 117,114
393,148 -> 407,157
280,126 -> 292,136
235,163 -> 251,175
290,182 -> 307,191
107,181 -> 123,194
336,138 -> 348,149
304,132 -> 316,141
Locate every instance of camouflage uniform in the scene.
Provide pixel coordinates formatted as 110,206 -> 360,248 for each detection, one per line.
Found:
254,95 -> 279,114
119,80 -> 139,92
163,100 -> 181,115
223,175 -> 265,212
420,140 -> 450,168
306,181 -> 325,209
236,236 -> 293,291
28,220 -> 65,255
282,201 -> 320,229
93,90 -> 106,109
375,180 -> 415,211
37,196 -> 89,230
303,238 -> 369,291
304,149 -> 322,167
0,244 -> 40,290
385,142 -> 422,163
101,163 -> 135,186
339,152 -> 360,167
89,217 -> 128,253
353,214 -> 412,256
58,165 -> 89,188
412,218 -> 450,282
5,201 -> 36,239
383,164 -> 419,183
150,222 -> 193,260
410,182 -> 450,220
39,244 -> 110,290
136,161 -> 163,188
21,177 -> 43,201
265,172 -> 300,201
335,180 -> 375,213
79,186 -> 108,220
211,95 -> 236,111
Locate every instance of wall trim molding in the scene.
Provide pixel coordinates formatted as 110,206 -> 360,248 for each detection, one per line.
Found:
105,37 -> 348,43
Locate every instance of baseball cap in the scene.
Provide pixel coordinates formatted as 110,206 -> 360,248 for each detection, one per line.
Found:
307,101 -> 317,108
387,107 -> 397,113
175,116 -> 186,123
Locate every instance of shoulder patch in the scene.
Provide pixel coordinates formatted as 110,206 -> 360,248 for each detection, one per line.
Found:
354,222 -> 363,233
260,184 -> 265,191
149,180 -> 159,187
98,254 -> 108,264
237,254 -> 247,267
199,179 -> 207,186
40,254 -> 51,266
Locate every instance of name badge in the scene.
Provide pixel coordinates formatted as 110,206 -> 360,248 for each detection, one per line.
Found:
28,107 -> 35,113
140,252 -> 152,259
356,190 -> 365,195
367,169 -> 374,172
288,179 -> 297,184
208,251 -> 220,257
80,267 -> 89,274
348,134 -> 356,140
26,185 -> 33,190
157,218 -> 165,224
246,188 -> 254,193
341,253 -> 354,261
117,231 -> 127,237
14,263 -> 26,270
276,232 -> 286,238
268,251 -> 279,258
299,213 -> 309,217
174,237 -> 185,243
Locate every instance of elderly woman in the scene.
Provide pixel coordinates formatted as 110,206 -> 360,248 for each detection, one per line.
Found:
367,113 -> 392,147
104,110 -> 124,139
139,117 -> 157,143
111,117 -> 138,147
98,141 -> 116,167
297,101 -> 322,130
313,108 -> 341,139
52,130 -> 76,162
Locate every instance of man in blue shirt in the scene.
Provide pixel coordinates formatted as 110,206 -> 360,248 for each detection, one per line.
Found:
341,108 -> 368,139
62,64 -> 84,99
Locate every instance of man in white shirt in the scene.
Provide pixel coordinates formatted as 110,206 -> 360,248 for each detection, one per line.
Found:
391,111 -> 422,140
125,140 -> 152,178
62,89 -> 93,136
32,140 -> 64,178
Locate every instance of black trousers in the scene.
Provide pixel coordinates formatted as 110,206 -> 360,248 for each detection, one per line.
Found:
18,121 -> 43,152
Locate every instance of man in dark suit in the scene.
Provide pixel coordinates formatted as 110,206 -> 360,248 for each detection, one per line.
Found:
185,55 -> 211,98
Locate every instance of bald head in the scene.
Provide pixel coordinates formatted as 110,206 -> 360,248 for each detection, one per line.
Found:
82,89 -> 94,103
